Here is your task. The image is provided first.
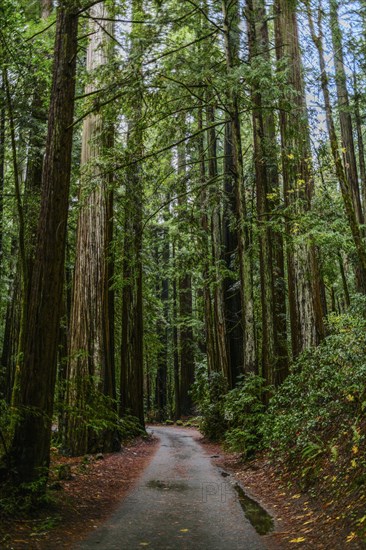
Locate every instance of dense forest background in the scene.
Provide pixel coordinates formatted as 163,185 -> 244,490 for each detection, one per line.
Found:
1,2 -> 366,534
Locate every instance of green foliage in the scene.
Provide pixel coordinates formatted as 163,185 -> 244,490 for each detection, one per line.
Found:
192,366 -> 266,454
264,310 -> 366,465
223,375 -> 267,458
191,365 -> 228,440
117,414 -> 146,441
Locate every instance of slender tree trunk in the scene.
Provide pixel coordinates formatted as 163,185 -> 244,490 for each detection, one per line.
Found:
8,2 -> 79,484
246,0 -> 288,387
330,0 -> 364,225
0,79 -> 5,272
206,101 -> 230,380
155,225 -> 169,421
198,103 -> 216,375
172,241 -> 181,420
177,117 -> 195,416
306,2 -> 366,293
353,69 -> 366,212
222,0 -> 256,379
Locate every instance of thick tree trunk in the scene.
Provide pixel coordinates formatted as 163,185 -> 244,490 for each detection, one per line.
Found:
8,2 -> 79,484
64,2 -> 117,457
274,0 -> 324,358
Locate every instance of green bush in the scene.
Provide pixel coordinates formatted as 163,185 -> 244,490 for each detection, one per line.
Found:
191,366 -> 228,440
224,374 -> 267,457
264,311 -> 366,461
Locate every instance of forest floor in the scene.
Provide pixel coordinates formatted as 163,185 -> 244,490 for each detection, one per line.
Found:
199,436 -> 366,549
1,426 -> 365,549
0,436 -> 159,549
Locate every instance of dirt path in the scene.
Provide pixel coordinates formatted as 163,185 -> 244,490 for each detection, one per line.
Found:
76,426 -> 268,550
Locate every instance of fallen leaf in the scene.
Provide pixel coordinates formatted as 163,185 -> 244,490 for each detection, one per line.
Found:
289,537 -> 306,543
346,532 -> 357,543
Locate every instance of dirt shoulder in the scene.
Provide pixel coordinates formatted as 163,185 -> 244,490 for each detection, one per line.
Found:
0,436 -> 159,550
198,436 -> 366,550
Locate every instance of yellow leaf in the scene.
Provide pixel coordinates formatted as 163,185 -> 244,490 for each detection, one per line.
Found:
180,529 -> 189,533
352,445 -> 359,455
346,394 -> 354,402
346,532 -> 357,543
351,458 -> 357,468
292,494 -> 301,499
289,537 -> 306,543
287,153 -> 295,160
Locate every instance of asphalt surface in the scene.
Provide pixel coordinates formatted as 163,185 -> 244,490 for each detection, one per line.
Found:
76,426 -> 266,550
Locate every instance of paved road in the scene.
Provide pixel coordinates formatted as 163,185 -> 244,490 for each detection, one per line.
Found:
76,426 -> 266,550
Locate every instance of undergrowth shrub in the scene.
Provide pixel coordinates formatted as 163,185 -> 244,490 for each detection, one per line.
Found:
224,374 -> 267,457
192,364 -> 267,451
264,311 -> 366,466
191,365 -> 228,440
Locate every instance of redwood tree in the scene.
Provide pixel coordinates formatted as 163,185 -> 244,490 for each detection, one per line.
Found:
8,1 -> 79,484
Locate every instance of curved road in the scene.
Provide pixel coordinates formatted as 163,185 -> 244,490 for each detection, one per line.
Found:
76,426 -> 266,550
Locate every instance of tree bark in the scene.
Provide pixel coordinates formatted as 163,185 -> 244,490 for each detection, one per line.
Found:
8,2 -> 79,484
177,117 -> 195,416
120,0 -> 145,427
222,0 -> 256,379
330,0 -> 364,225
306,2 -> 366,294
246,0 -> 288,387
274,0 -> 324,358
206,101 -> 230,381
64,1 -> 117,457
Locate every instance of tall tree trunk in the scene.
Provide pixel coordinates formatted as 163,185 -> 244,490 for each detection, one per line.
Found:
353,69 -> 366,214
177,118 -> 195,416
246,0 -> 288,387
222,0 -> 256,380
306,2 -> 366,293
206,101 -> 230,380
0,79 -> 5,273
8,2 -> 79,484
10,0 -> 54,408
330,0 -> 364,226
172,241 -> 181,420
274,0 -> 324,358
64,2 -> 117,457
198,103 -> 216,376
120,0 -> 145,427
155,225 -> 169,421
